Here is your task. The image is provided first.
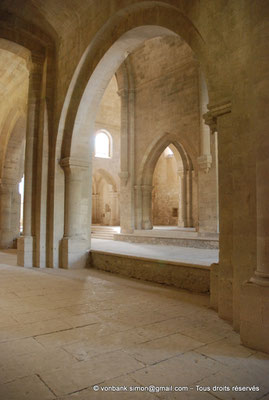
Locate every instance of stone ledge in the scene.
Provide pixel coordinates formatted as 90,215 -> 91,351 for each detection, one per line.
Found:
88,250 -> 210,293
114,233 -> 219,249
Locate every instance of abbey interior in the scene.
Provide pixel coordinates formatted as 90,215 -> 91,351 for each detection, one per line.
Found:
0,1 -> 269,399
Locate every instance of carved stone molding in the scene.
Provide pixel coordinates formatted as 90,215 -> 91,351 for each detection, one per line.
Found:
141,185 -> 154,193
197,154 -> 212,173
118,171 -> 129,186
203,100 -> 232,133
60,157 -> 90,170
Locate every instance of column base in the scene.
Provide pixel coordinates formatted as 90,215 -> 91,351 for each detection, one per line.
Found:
240,281 -> 269,354
61,237 -> 89,269
250,272 -> 269,287
210,263 -> 219,311
120,227 -> 134,234
143,222 -> 153,230
17,236 -> 34,267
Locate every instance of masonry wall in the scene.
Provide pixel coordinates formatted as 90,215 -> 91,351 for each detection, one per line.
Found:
131,36 -> 199,173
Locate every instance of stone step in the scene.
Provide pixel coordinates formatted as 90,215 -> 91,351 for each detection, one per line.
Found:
91,226 -> 118,240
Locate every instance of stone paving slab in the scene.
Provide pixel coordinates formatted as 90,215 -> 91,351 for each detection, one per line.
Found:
0,251 -> 268,400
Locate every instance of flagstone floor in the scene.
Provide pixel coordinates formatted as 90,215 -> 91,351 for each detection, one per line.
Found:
0,250 -> 268,400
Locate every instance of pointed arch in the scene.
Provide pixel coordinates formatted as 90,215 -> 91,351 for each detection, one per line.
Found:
93,168 -> 117,192
137,133 -> 195,186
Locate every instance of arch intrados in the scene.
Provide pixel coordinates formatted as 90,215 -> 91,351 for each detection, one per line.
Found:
59,2 -> 208,159
0,38 -> 31,66
147,142 -> 189,183
169,144 -> 183,166
0,11 -> 54,54
0,109 -> 24,178
2,116 -> 26,182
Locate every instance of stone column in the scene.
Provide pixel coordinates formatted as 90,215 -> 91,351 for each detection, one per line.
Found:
240,2 -> 269,353
12,187 -> 21,240
142,185 -> 153,230
109,191 -> 119,226
197,69 -> 212,174
177,167 -> 187,227
118,87 -> 135,233
91,194 -> 98,224
0,182 -> 12,248
60,157 -> 89,269
204,101 -> 232,321
17,57 -> 43,267
186,167 -> 194,227
197,73 -> 218,235
134,185 -> 142,229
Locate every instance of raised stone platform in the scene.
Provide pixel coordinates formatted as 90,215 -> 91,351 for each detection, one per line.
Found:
88,250 -> 210,293
114,226 -> 219,249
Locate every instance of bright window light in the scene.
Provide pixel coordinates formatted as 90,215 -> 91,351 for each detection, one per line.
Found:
19,175 -> 24,232
95,131 -> 111,158
164,146 -> 174,158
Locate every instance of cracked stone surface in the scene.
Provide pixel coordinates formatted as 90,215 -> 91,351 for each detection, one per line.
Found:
0,250 -> 268,399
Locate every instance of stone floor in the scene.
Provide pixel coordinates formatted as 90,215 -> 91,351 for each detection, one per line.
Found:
0,250 -> 269,400
91,239 -> 219,266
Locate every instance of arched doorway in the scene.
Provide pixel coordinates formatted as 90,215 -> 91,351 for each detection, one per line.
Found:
92,169 -> 119,226
152,144 -> 189,228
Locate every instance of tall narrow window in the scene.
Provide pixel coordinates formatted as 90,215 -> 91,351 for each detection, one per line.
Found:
95,130 -> 112,158
19,175 -> 24,233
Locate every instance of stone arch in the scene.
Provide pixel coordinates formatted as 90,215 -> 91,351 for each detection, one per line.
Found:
94,168 -> 117,193
0,108 -> 24,179
56,1 -> 225,267
92,168 -> 119,226
138,133 -> 195,187
1,115 -> 26,183
58,2 -> 211,161
0,115 -> 26,248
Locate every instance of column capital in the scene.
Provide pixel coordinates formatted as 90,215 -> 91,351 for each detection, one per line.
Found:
134,185 -> 142,192
141,184 -> 154,193
197,154 -> 212,173
117,88 -> 135,97
203,100 -> 232,133
60,157 -> 90,170
118,171 -> 129,186
109,191 -> 118,198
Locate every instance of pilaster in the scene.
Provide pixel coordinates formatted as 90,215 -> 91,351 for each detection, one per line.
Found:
60,157 -> 90,269
204,100 -> 232,321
